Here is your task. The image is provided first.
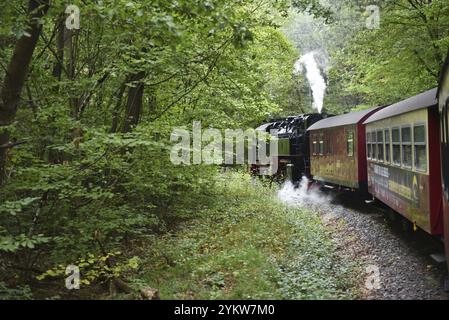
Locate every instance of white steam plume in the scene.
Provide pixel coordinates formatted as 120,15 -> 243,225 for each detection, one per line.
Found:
277,176 -> 331,207
294,51 -> 327,113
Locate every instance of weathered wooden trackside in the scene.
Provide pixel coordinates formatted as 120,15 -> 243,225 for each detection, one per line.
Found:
364,88 -> 443,236
307,107 -> 383,192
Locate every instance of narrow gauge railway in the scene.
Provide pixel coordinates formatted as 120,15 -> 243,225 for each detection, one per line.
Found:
253,51 -> 449,290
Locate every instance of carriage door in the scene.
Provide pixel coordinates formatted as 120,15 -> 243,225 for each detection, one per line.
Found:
443,98 -> 449,197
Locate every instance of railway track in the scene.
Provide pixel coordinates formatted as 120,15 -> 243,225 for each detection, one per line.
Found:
316,189 -> 449,299
278,181 -> 448,299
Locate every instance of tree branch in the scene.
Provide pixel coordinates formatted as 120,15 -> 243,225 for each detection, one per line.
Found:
0,139 -> 29,150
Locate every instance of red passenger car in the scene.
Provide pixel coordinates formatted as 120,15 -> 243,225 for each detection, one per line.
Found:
364,88 -> 443,236
438,54 -> 449,282
307,107 -> 383,192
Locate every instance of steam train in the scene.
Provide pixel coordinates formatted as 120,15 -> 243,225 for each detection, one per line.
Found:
252,114 -> 325,180
253,51 -> 449,288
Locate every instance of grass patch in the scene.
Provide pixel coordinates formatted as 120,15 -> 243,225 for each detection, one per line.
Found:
131,173 -> 360,300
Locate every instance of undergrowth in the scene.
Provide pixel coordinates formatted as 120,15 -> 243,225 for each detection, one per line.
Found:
131,173 -> 361,300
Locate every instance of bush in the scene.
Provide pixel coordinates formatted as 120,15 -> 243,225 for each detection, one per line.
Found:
0,126 -> 218,298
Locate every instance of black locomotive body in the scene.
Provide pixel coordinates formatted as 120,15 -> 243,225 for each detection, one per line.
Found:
252,113 -> 324,180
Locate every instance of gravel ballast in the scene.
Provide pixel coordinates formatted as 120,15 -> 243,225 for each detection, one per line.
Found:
278,181 -> 449,300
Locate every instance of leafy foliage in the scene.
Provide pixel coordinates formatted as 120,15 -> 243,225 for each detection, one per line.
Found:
4,0 -> 440,300
284,0 -> 449,114
0,0 -> 301,298
329,0 -> 449,107
37,252 -> 140,286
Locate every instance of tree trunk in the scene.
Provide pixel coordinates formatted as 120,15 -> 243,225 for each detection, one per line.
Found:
52,17 -> 65,83
110,78 -> 128,133
122,71 -> 145,133
65,28 -> 80,119
0,0 -> 50,185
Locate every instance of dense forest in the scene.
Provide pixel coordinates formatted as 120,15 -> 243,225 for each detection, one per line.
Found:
1,0 -> 449,300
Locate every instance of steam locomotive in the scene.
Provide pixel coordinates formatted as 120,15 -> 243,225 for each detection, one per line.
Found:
252,114 -> 324,181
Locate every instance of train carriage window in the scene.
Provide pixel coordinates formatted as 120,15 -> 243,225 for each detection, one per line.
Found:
377,130 -> 384,162
347,131 -> 354,157
371,131 -> 377,160
366,132 -> 372,159
413,125 -> 427,172
312,138 -> 317,156
384,129 -> 390,163
392,128 -> 401,165
401,126 -> 412,168
319,134 -> 324,156
323,137 -> 327,155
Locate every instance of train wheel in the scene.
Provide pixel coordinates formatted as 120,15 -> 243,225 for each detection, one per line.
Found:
386,209 -> 398,222
401,219 -> 413,233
